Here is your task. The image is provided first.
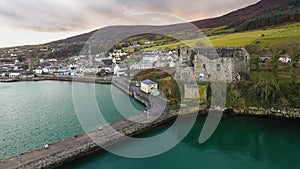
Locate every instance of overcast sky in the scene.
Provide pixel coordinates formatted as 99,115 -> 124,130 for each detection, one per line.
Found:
0,0 -> 260,48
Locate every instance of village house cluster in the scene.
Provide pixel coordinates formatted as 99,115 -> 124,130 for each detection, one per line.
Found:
130,50 -> 177,70
0,47 -> 178,80
2,43 -> 298,81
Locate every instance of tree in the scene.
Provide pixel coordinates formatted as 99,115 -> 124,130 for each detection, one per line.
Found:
271,50 -> 280,78
251,54 -> 260,72
17,55 -> 26,62
290,50 -> 300,84
252,77 -> 280,103
277,97 -> 290,110
226,89 -> 241,107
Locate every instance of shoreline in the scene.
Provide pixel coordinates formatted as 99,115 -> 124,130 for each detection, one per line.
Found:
1,78 -> 299,169
224,107 -> 300,119
1,107 -> 298,169
0,76 -> 112,84
0,110 -> 206,169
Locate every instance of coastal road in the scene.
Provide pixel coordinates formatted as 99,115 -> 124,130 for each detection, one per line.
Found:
112,76 -> 169,116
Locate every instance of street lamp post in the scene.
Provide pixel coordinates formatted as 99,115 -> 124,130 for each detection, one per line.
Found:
0,151 -> 3,161
8,134 -> 21,166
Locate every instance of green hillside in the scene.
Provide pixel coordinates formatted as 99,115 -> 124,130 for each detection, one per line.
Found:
142,22 -> 300,52
234,0 -> 300,32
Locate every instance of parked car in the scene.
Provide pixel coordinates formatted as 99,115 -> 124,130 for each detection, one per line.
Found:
135,81 -> 140,87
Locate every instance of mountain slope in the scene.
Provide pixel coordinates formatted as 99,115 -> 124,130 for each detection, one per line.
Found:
54,0 -> 300,46
2,0 -> 299,58
191,0 -> 300,31
235,0 -> 300,31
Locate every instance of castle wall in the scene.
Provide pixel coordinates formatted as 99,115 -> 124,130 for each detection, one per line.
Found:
177,47 -> 250,82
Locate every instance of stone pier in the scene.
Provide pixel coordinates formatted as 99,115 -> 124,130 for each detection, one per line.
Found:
0,111 -> 183,169
0,77 -> 177,169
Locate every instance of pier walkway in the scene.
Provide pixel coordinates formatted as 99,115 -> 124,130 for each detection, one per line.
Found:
0,76 -> 179,169
0,112 -> 179,169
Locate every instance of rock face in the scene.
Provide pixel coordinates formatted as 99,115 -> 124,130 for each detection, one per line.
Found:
176,47 -> 250,82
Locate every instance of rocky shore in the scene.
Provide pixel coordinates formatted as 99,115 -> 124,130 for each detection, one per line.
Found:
1,106 -> 298,169
226,107 -> 300,119
1,77 -> 299,169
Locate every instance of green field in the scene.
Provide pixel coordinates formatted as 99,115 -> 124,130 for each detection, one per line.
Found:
209,29 -> 283,46
142,22 -> 300,51
254,23 -> 300,49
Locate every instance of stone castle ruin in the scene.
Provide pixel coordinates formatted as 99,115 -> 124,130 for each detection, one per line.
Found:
176,47 -> 250,82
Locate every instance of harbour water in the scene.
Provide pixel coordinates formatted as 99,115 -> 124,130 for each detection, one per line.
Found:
0,81 -> 144,160
1,81 -> 300,169
60,116 -> 300,169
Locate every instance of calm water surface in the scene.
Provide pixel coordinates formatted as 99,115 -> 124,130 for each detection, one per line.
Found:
61,116 -> 300,169
0,81 -> 299,169
0,81 -> 144,160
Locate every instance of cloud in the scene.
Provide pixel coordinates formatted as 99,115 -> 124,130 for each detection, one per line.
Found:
0,0 -> 260,33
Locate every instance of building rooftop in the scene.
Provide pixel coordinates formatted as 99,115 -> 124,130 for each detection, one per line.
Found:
141,79 -> 157,85
102,59 -> 113,66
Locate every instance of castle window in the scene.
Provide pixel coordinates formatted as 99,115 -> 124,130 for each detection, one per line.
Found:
216,64 -> 221,71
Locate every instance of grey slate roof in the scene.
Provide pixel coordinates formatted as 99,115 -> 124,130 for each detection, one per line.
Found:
141,79 -> 157,85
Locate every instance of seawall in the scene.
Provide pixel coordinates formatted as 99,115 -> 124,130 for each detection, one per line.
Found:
0,76 -> 112,84
225,107 -> 300,119
0,112 -> 183,169
1,78 -> 299,169
0,77 -> 192,169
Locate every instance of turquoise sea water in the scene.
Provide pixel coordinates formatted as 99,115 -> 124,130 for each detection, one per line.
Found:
61,116 -> 300,169
1,81 -> 299,169
0,81 -> 144,160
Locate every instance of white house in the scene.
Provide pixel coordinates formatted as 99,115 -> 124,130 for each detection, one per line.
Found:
130,61 -> 154,70
42,68 -> 50,74
143,55 -> 159,62
79,66 -> 98,73
21,72 -> 35,79
140,79 -> 158,94
154,60 -> 168,68
9,73 -> 21,78
113,64 -> 120,76
1,73 -> 6,78
169,61 -> 176,68
278,54 -> 291,63
34,68 -> 43,74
